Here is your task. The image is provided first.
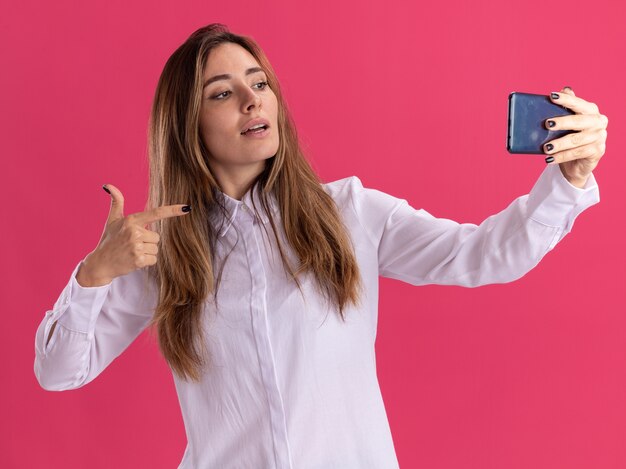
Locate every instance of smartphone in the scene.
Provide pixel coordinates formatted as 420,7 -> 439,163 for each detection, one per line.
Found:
507,92 -> 577,154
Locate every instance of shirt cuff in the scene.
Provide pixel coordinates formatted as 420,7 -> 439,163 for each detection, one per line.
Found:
526,164 -> 600,234
54,259 -> 112,333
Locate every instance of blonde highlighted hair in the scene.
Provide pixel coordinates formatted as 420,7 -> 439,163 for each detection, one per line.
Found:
145,24 -> 361,382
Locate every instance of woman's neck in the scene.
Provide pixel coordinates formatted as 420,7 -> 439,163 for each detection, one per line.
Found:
210,161 -> 266,200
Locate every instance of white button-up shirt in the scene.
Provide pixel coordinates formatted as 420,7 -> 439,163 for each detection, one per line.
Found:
34,165 -> 599,468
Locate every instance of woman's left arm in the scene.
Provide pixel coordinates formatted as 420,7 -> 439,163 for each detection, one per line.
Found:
543,87 -> 608,188
347,87 -> 606,287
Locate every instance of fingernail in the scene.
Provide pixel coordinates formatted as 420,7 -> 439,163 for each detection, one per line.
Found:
182,205 -> 191,213
551,92 -> 560,99
547,120 -> 556,128
563,86 -> 572,91
545,156 -> 555,163
102,185 -> 111,194
545,143 -> 554,151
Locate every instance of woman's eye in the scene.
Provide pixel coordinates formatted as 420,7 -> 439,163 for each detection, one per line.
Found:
210,81 -> 268,100
212,90 -> 230,100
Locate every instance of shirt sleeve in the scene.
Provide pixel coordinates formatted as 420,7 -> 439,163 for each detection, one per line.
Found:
34,259 -> 157,391
349,164 -> 600,287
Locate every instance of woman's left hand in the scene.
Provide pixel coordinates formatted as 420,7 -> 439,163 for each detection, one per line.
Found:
543,87 -> 608,188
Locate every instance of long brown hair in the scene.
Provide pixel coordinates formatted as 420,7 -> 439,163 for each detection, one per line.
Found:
144,24 -> 361,382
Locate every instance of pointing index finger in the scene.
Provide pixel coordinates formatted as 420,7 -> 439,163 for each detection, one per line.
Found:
131,205 -> 191,225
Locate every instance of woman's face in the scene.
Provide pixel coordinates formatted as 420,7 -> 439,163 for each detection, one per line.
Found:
199,42 -> 279,180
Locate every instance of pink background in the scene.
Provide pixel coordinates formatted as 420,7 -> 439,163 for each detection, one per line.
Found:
2,0 -> 625,468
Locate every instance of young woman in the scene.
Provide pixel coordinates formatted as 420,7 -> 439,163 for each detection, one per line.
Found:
34,23 -> 606,469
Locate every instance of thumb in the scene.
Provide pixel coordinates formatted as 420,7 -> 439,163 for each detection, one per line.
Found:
102,184 -> 125,223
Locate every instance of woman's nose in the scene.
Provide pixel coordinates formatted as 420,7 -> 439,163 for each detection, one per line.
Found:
242,88 -> 262,112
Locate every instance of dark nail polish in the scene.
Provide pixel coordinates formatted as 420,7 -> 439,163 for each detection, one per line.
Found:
545,143 -> 554,151
547,120 -> 556,128
551,92 -> 560,99
545,156 -> 555,163
102,185 -> 111,194
182,205 -> 191,213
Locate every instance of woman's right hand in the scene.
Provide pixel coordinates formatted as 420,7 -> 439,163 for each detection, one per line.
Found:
76,184 -> 191,287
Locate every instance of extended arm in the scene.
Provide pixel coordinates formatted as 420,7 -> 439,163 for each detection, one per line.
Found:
350,164 -> 599,287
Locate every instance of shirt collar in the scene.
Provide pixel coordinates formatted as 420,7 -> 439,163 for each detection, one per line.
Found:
212,183 -> 279,237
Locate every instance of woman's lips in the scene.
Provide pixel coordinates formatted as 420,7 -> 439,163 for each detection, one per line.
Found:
240,118 -> 270,133
241,126 -> 270,138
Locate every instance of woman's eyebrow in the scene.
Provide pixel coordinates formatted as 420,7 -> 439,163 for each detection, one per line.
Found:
203,67 -> 265,89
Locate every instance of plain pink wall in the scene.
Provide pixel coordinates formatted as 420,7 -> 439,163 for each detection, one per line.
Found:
2,0 -> 625,467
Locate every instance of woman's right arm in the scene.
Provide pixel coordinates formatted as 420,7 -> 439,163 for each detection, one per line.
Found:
34,257 -> 156,391
34,183 -> 191,391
